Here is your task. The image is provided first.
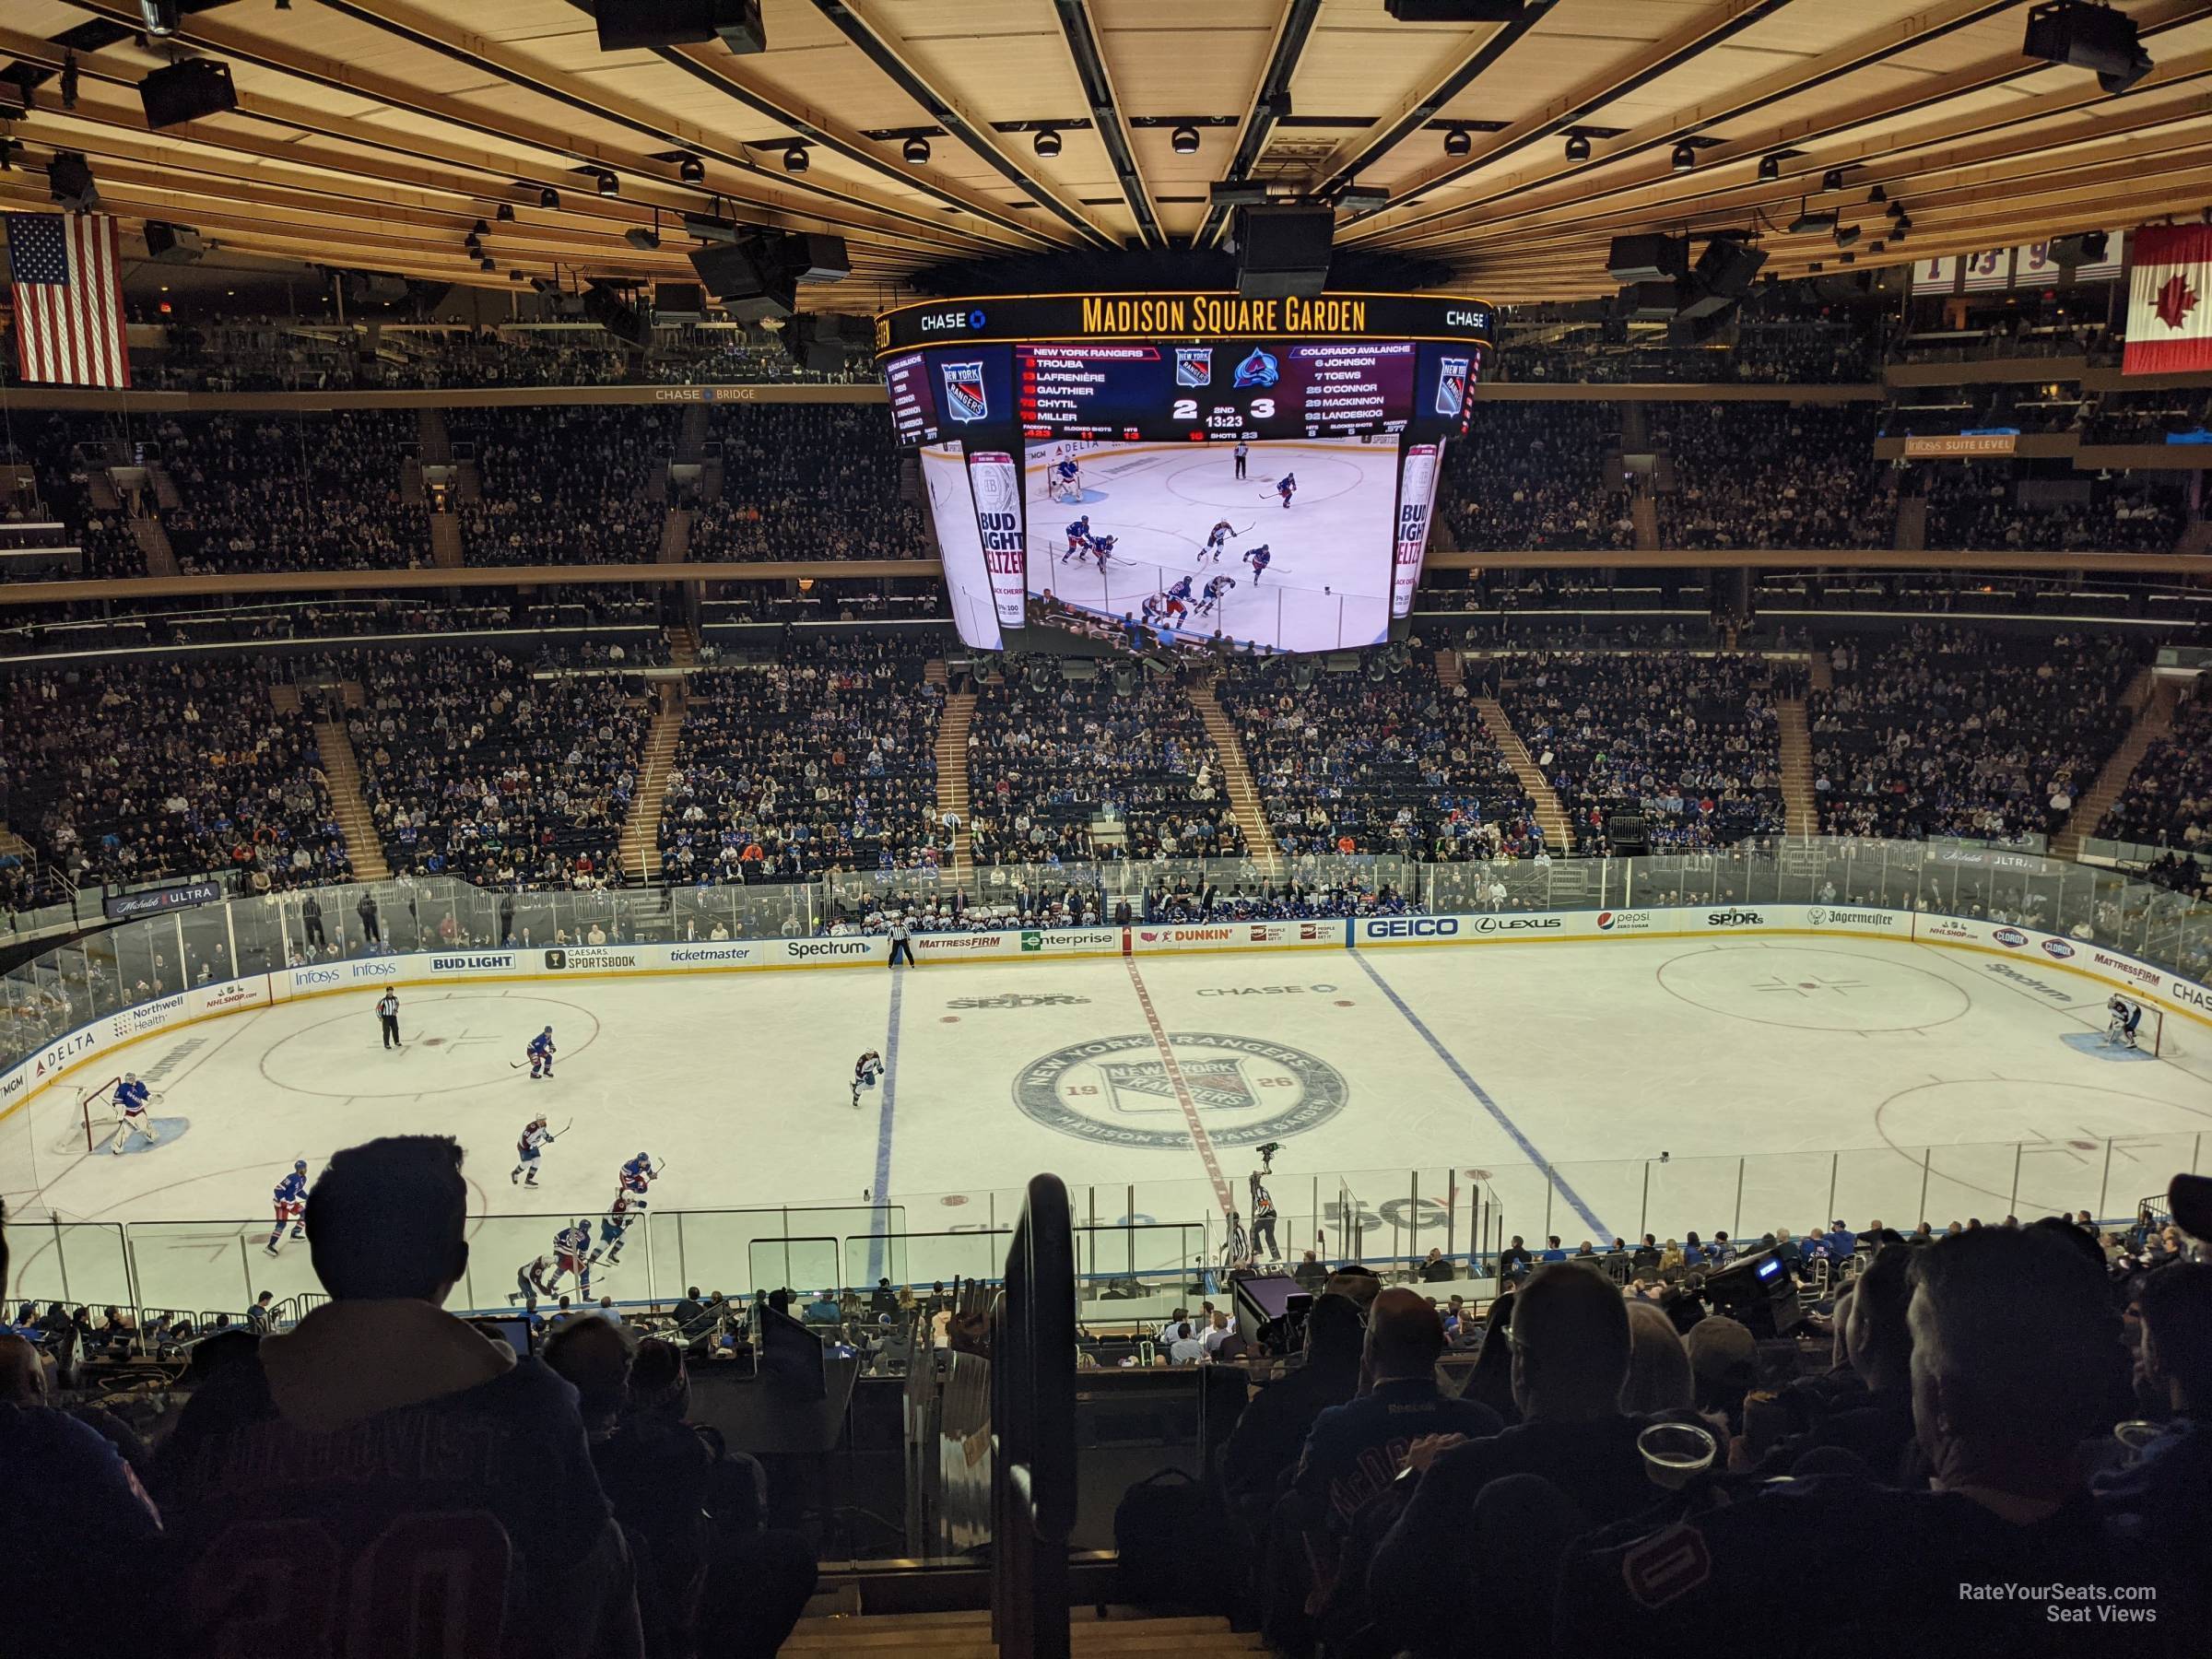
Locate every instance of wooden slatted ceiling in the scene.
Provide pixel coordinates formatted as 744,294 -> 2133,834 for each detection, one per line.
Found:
0,0 -> 2202,306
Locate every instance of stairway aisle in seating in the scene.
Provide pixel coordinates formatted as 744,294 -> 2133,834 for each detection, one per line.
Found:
1187,678 -> 1280,877
311,717 -> 390,882
618,689 -> 686,884
1472,691 -> 1574,849
931,660 -> 976,879
2053,668 -> 2179,859
1776,697 -> 1818,837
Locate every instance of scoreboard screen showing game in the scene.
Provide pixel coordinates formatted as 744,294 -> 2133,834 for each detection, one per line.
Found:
880,291 -> 1489,653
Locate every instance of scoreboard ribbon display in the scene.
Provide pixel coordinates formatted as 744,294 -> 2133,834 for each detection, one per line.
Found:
877,289 -> 1495,355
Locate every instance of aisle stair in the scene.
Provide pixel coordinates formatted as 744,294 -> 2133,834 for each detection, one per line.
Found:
934,672 -> 976,878
782,1609 -> 1263,1659
312,719 -> 390,882
429,512 -> 465,569
1807,649 -> 1833,694
658,506 -> 693,563
1473,692 -> 1574,848
1630,494 -> 1661,551
131,516 -> 177,578
86,468 -> 122,512
2053,669 -> 2178,859
1896,493 -> 1927,551
667,624 -> 700,669
1433,648 -> 1463,689
677,403 -> 710,464
146,464 -> 182,512
618,700 -> 685,884
1777,698 -> 1818,836
1188,678 -> 1280,876
417,407 -> 453,465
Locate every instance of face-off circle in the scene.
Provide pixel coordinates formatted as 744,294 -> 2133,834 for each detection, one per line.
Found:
1012,1030 -> 1349,1149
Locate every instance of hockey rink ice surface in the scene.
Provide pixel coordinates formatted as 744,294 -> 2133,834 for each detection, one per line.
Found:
1025,438 -> 1396,652
7,932 -> 2210,1314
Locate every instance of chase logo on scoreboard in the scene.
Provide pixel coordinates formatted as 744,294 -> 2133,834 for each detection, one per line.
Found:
941,360 -> 989,422
1013,1030 -> 1348,1150
1174,347 -> 1213,387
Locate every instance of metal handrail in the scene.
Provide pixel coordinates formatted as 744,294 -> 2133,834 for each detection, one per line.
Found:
992,1173 -> 1077,1659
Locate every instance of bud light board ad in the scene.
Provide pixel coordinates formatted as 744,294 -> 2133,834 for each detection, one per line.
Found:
966,449 -> 1028,631
1392,441 -> 1441,620
921,443 -> 1003,650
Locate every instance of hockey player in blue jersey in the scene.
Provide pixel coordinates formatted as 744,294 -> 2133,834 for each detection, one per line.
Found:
1243,543 -> 1273,583
105,1073 -> 158,1154
591,1191 -> 637,1265
852,1049 -> 885,1110
1166,573 -> 1194,603
1054,457 -> 1081,491
618,1152 -> 659,1204
1060,514 -> 1093,562
526,1025 -> 556,1079
552,1220 -> 593,1298
2107,995 -> 2145,1050
1196,573 -> 1237,618
512,1114 -> 555,1186
265,1160 -> 310,1256
1275,472 -> 1297,509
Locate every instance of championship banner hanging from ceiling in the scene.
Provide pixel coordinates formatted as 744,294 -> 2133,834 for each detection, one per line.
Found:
2124,223 -> 2212,376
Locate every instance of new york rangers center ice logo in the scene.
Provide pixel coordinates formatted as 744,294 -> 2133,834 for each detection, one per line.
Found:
942,359 -> 989,422
1013,1031 -> 1348,1149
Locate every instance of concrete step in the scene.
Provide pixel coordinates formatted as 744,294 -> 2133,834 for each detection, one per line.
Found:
1473,693 -> 1573,847
2053,669 -> 2176,858
1186,677 -> 1278,876
1776,698 -> 1818,837
312,720 -> 390,881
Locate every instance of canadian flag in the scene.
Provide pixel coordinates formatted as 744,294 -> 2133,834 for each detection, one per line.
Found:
2123,224 -> 2212,375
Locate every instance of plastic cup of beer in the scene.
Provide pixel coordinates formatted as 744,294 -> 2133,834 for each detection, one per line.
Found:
1639,1420 -> 1718,1489
2112,1420 -> 2162,1466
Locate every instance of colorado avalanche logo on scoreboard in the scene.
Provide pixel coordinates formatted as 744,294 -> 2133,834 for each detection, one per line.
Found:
941,360 -> 989,423
1232,347 -> 1280,389
1434,356 -> 1469,417
1174,347 -> 1213,387
1013,1030 -> 1348,1149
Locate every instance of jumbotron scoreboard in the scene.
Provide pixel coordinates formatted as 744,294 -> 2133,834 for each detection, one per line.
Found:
877,290 -> 1493,446
877,290 -> 1496,656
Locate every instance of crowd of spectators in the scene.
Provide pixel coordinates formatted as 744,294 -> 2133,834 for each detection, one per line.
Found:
658,634 -> 946,883
0,658 -> 349,902
1810,628 -> 2140,842
1654,404 -> 1897,549
156,412 -> 429,573
1500,321 -> 1877,385
1435,404 -> 1636,551
1217,654 -> 1541,859
1497,651 -> 1790,850
451,406 -> 679,565
966,670 -> 1240,865
686,405 -> 928,562
2100,675 -> 2211,859
2,413 -> 152,581
338,647 -> 647,888
1922,468 -> 2184,552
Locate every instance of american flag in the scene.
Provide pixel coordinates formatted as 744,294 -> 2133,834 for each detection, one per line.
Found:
6,212 -> 131,388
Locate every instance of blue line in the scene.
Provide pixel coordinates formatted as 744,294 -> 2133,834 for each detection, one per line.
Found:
866,967 -> 905,1284
1351,952 -> 1610,1240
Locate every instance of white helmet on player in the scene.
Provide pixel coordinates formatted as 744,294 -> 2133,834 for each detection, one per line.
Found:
124,1073 -> 137,1083
2110,995 -> 2127,1011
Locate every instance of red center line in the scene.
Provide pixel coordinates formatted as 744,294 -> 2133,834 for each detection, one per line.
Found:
1123,957 -> 1234,1218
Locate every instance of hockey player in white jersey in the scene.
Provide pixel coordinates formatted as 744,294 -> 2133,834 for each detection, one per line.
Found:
512,1114 -> 555,1186
852,1049 -> 885,1110
265,1160 -> 310,1255
1195,573 -> 1237,618
106,1074 -> 159,1154
2107,995 -> 2145,1050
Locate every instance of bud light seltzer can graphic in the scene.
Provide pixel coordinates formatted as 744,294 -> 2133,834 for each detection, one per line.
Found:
1434,356 -> 1468,418
942,359 -> 989,423
968,451 -> 1027,627
1393,442 -> 1440,619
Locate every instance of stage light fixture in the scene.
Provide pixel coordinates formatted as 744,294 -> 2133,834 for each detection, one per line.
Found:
1033,127 -> 1062,159
1443,125 -> 1471,157
678,154 -> 705,183
479,255 -> 496,272
595,170 -> 618,195
1868,184 -> 1888,204
626,227 -> 661,251
903,135 -> 930,164
782,143 -> 807,172
1758,153 -> 1781,181
496,203 -> 515,221
1564,132 -> 1591,161
1821,168 -> 1844,192
1671,141 -> 1697,172
141,0 -> 181,36
1171,124 -> 1201,155
1833,222 -> 1861,247
540,186 -> 561,208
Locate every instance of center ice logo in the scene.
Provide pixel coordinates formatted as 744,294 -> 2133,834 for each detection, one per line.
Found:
1013,1030 -> 1348,1149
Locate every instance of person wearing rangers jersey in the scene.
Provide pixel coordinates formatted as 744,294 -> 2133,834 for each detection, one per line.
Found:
512,1115 -> 554,1186
618,1153 -> 658,1205
265,1160 -> 310,1256
107,1074 -> 158,1154
1275,471 -> 1297,509
526,1025 -> 557,1079
1060,514 -> 1093,561
1243,543 -> 1273,583
552,1220 -> 593,1299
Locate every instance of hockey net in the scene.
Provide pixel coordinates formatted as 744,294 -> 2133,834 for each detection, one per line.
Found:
48,1077 -> 116,1155
1043,468 -> 1084,503
2150,1006 -> 2188,1061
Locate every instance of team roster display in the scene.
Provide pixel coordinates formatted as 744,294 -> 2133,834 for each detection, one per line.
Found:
1017,339 -> 1419,441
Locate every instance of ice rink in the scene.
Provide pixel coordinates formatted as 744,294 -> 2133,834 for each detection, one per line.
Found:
1025,438 -> 1397,651
7,933 -> 2208,1316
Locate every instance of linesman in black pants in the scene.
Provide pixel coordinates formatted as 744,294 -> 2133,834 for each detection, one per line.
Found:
888,916 -> 916,969
376,988 -> 403,1049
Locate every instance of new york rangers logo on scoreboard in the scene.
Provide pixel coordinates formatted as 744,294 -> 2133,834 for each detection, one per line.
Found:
1174,347 -> 1212,387
942,360 -> 989,422
1434,356 -> 1468,417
